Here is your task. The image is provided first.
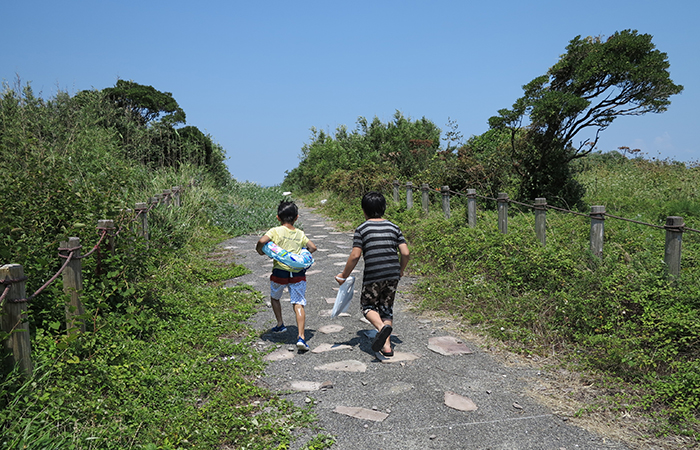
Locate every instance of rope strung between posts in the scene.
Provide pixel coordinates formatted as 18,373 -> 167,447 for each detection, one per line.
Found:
1,186 -> 186,309
2,228 -> 110,306
396,181 -> 700,233
0,251 -> 74,306
58,229 -> 109,260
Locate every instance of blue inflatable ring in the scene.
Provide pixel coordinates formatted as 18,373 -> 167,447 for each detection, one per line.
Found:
262,241 -> 314,269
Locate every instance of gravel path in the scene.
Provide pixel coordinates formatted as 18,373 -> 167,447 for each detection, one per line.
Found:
220,206 -> 629,450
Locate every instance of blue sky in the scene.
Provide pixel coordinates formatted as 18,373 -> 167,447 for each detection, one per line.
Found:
3,1 -> 698,186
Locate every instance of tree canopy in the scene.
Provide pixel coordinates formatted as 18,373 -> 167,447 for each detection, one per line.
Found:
284,111 -> 440,195
103,79 -> 186,126
488,30 -> 683,205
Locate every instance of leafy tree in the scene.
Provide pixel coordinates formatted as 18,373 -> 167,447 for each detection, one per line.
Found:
103,79 -> 185,126
489,30 -> 683,206
284,111 -> 441,194
360,111 -> 441,180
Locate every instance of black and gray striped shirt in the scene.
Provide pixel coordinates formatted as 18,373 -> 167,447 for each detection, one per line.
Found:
353,219 -> 406,284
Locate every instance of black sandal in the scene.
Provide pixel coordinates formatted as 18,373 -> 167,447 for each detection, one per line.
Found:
372,325 -> 393,352
380,348 -> 394,357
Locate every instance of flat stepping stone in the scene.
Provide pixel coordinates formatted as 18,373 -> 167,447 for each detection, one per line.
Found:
306,269 -> 322,275
333,262 -> 347,266
290,381 -> 333,391
387,382 -> 414,395
377,351 -> 419,363
311,224 -> 327,227
328,253 -> 349,258
314,360 -> 366,372
325,297 -> 336,304
319,309 -> 350,317
312,343 -> 352,353
263,347 -> 295,361
312,235 -> 328,238
333,406 -> 388,422
427,336 -> 473,356
444,391 -> 478,412
316,249 -> 330,252
318,324 -> 344,334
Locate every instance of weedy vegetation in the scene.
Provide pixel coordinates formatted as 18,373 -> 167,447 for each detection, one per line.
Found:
0,80 -> 332,449
303,154 -> 700,444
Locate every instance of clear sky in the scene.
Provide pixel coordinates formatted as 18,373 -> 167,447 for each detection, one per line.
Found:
3,1 -> 698,186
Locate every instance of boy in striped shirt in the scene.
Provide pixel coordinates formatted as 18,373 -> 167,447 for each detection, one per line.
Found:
336,192 -> 410,357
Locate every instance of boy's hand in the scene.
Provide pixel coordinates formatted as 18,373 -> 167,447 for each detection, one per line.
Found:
335,274 -> 346,285
256,235 -> 271,255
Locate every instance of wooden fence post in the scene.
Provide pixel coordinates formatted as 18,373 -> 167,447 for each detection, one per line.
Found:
535,198 -> 547,246
1,264 -> 32,377
467,189 -> 477,228
406,182 -> 414,210
497,193 -> 509,234
664,216 -> 684,277
393,180 -> 400,203
135,202 -> 149,240
61,237 -> 85,334
441,186 -> 451,219
590,205 -> 605,258
98,220 -> 115,256
172,186 -> 181,207
163,189 -> 172,207
421,184 -> 429,214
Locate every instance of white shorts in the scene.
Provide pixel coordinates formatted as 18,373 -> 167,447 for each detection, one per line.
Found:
270,280 -> 307,306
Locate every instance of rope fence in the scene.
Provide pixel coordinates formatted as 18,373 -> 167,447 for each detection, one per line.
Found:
1,184 -> 188,378
391,179 -> 694,279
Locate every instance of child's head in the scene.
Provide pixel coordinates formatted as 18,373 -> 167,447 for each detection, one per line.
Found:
361,191 -> 386,218
277,201 -> 298,224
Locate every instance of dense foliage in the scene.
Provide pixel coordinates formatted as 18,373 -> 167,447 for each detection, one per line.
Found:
308,153 -> 700,441
283,111 -> 441,195
0,80 -> 332,449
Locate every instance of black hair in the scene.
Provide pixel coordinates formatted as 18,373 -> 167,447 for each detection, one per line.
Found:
277,201 -> 298,224
361,191 -> 386,218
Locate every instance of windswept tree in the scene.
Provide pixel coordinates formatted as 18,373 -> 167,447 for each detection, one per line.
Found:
489,29 -> 683,206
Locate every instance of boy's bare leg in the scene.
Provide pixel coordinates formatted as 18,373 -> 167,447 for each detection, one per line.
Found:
271,297 -> 284,327
293,304 -> 306,340
364,309 -> 393,353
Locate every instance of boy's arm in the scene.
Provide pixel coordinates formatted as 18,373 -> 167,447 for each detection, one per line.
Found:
398,243 -> 410,277
306,240 -> 317,253
255,235 -> 271,255
336,247 -> 362,284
